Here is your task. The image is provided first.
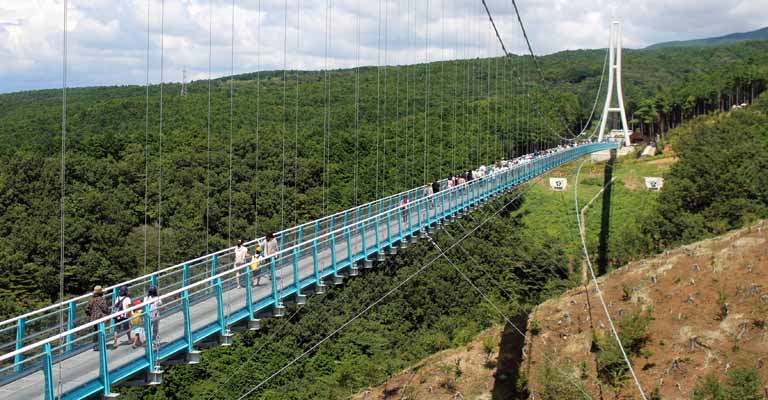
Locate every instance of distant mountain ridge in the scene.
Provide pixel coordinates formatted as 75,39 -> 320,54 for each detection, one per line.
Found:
646,26 -> 768,49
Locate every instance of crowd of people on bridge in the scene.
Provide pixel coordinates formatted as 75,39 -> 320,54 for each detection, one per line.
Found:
79,142 -> 593,354
85,283 -> 163,352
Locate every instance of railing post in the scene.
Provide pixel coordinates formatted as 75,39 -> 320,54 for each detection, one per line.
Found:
406,197 -> 413,234
440,191 -> 446,220
182,263 -> 189,287
182,291 -> 194,352
150,274 -> 158,289
244,265 -> 254,318
97,322 -> 112,396
312,240 -> 320,282
416,198 -> 423,231
374,214 -> 381,253
270,257 -> 282,309
397,195 -> 404,241
330,230 -> 338,276
110,287 -> 118,335
210,255 -> 218,288
43,342 -> 54,400
293,248 -> 301,295
297,226 -> 304,246
360,222 -> 367,256
386,197 -> 393,245
215,276 -> 226,334
355,207 -> 362,227
346,227 -> 353,263
14,319 -> 25,373
143,304 -> 157,370
66,301 -> 76,352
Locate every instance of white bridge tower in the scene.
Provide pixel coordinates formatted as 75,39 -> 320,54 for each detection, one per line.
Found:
598,21 -> 631,146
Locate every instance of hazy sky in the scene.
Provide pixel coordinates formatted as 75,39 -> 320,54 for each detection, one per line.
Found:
1,0 -> 766,93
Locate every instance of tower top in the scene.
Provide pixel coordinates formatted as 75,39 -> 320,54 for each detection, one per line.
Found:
597,22 -> 631,146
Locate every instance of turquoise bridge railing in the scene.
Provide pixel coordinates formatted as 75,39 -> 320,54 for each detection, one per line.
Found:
0,142 -> 617,399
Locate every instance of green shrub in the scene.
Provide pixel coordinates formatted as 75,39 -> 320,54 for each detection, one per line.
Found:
595,310 -> 652,386
692,368 -> 763,400
537,356 -> 590,400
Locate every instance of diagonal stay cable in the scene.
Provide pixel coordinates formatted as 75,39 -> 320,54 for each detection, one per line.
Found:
574,160 -> 647,400
234,261 -> 432,400
448,183 -> 577,284
232,176 -> 547,399
425,234 -> 593,400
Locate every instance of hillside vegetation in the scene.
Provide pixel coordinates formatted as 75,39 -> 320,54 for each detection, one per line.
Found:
521,95 -> 768,399
0,39 -> 767,400
646,26 -> 768,49
1,41 -> 766,316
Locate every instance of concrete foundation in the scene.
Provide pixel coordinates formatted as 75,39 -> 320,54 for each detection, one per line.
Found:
186,350 -> 202,364
248,319 -> 261,331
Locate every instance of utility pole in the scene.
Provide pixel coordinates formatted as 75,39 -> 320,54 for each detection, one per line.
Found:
181,67 -> 188,97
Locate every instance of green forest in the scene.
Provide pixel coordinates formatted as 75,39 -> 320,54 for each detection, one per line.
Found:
1,38 -> 768,399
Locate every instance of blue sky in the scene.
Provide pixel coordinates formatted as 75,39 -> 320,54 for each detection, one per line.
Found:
1,0 -> 766,93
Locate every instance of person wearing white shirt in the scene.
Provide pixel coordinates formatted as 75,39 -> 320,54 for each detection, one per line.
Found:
234,239 -> 249,288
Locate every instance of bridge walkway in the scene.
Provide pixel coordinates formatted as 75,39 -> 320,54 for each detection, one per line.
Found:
0,142 -> 617,399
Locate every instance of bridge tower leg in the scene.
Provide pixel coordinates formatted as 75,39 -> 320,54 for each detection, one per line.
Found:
597,21 -> 631,146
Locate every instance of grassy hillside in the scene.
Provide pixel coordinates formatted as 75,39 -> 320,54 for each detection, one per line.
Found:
521,94 -> 768,399
646,27 -> 768,49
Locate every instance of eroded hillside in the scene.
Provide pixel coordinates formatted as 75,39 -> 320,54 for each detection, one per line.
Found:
523,221 -> 768,399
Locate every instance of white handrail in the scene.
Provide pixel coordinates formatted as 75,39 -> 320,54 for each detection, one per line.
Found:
0,180 -> 432,328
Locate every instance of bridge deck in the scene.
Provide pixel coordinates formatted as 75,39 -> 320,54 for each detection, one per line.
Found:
0,143 -> 617,400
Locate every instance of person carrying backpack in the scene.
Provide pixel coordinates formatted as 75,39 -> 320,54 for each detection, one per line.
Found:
423,183 -> 434,210
112,286 -> 132,348
256,233 -> 278,286
85,286 -> 109,350
431,180 -> 441,209
144,285 -> 162,351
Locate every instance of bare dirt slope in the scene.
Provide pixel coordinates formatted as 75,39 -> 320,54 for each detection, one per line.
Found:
523,220 -> 768,399
351,324 -> 522,400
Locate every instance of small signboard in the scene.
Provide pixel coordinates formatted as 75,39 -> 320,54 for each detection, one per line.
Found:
550,178 -> 568,191
645,177 -> 664,191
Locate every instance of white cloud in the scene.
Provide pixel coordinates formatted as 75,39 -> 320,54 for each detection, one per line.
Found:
0,0 -> 766,92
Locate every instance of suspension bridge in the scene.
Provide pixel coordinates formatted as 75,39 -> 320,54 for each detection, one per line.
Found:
0,0 -> 635,398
